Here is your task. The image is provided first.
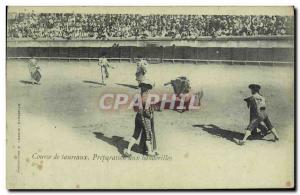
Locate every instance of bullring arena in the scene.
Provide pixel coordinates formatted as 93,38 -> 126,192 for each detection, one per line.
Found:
6,9 -> 295,189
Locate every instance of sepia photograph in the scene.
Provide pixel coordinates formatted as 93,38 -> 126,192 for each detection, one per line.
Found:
6,6 -> 295,189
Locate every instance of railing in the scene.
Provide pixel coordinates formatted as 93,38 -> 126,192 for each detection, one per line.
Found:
7,56 -> 132,62
7,56 -> 293,66
6,35 -> 294,65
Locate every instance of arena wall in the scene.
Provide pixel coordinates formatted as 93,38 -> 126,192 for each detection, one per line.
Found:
7,36 -> 294,65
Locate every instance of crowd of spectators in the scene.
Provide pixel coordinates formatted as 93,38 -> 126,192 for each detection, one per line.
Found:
7,13 -> 293,40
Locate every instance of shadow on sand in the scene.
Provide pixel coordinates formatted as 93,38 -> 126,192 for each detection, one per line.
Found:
192,124 -> 273,145
93,132 -> 144,156
20,80 -> 33,85
115,83 -> 139,89
83,80 -> 106,86
193,124 -> 243,144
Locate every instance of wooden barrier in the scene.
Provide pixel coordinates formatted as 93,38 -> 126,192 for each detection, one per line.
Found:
6,36 -> 294,65
7,56 -> 293,66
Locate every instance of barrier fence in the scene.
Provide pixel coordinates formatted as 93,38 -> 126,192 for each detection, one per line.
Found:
6,36 -> 294,66
7,56 -> 293,66
7,46 -> 294,65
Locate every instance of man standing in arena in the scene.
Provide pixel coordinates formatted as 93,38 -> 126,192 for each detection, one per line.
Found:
135,57 -> 148,84
98,55 -> 114,84
238,84 -> 279,145
28,57 -> 41,85
124,79 -> 157,157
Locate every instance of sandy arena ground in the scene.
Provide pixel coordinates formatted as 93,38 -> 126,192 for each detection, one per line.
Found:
6,59 -> 294,189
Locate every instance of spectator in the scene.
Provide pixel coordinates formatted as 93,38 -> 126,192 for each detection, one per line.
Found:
7,13 -> 293,40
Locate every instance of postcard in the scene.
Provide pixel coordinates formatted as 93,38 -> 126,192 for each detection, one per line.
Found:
6,6 -> 295,189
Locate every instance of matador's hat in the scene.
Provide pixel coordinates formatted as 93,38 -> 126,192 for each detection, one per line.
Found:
248,84 -> 261,91
139,79 -> 155,90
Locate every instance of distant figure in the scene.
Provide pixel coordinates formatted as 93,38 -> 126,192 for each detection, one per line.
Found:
164,76 -> 191,96
238,84 -> 279,145
28,57 -> 41,85
135,58 -> 148,84
163,76 -> 202,112
98,56 -> 114,84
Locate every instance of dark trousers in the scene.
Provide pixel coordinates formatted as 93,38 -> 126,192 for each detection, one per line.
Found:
103,66 -> 109,78
247,110 -> 273,132
132,113 -> 156,154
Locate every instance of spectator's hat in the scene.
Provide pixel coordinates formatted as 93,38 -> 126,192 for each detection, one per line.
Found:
248,84 -> 261,91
